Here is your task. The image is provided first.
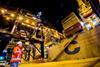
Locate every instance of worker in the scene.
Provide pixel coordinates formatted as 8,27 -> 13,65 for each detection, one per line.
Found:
10,41 -> 23,67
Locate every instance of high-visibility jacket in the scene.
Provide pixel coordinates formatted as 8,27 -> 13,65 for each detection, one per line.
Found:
10,46 -> 22,63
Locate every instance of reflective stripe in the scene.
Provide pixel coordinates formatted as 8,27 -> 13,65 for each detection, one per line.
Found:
17,54 -> 20,58
14,50 -> 22,54
11,57 -> 21,63
11,58 -> 21,60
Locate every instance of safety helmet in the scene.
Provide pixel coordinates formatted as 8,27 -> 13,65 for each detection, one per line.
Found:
17,41 -> 23,45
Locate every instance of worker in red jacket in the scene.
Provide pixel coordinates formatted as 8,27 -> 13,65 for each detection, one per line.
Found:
10,41 -> 23,67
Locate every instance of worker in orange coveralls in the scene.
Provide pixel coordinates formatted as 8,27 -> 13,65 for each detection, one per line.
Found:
10,41 -> 23,67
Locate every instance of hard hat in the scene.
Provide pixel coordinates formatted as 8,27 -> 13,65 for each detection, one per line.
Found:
17,41 -> 23,45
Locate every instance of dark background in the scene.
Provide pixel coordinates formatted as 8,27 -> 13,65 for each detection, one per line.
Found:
0,0 -> 99,32
0,0 -> 79,32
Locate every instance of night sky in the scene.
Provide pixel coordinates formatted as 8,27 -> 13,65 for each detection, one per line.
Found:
0,0 -> 79,32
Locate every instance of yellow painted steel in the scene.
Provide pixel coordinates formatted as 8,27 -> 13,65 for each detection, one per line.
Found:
19,57 -> 100,67
56,27 -> 100,61
48,35 -> 77,61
